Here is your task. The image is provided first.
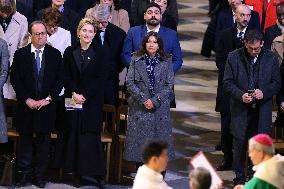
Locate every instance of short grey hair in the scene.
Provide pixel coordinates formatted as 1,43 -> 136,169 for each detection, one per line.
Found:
92,4 -> 111,21
189,167 -> 211,189
249,138 -> 275,156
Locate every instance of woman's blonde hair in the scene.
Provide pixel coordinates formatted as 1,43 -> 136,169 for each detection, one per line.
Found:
77,18 -> 98,38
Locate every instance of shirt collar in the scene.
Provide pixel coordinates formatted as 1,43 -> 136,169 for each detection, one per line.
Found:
146,24 -> 160,33
58,5 -> 64,13
237,26 -> 248,35
31,44 -> 45,53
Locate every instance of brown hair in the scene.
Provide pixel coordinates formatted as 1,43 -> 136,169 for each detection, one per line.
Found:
0,0 -> 16,16
42,7 -> 63,26
136,31 -> 170,60
77,18 -> 98,38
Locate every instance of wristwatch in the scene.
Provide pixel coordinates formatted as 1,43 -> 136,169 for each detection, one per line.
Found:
45,96 -> 52,102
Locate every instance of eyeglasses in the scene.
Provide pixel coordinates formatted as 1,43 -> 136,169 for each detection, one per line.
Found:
32,32 -> 47,37
97,20 -> 108,25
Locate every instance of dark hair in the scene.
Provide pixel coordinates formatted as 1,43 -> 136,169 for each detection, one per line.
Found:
276,2 -> 284,14
41,7 -> 63,26
244,29 -> 264,43
136,31 -> 170,59
142,140 -> 168,163
189,167 -> 212,189
145,2 -> 161,13
28,20 -> 47,34
0,0 -> 16,16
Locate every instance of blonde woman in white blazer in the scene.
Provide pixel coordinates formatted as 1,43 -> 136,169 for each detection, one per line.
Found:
0,0 -> 28,99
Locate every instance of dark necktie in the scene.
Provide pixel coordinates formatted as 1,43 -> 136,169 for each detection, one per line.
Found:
248,59 -> 255,90
238,31 -> 244,41
35,49 -> 41,74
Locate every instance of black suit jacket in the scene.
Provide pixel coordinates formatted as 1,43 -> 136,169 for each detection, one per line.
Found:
215,8 -> 261,46
94,23 -> 126,104
94,23 -> 126,81
63,43 -> 107,133
37,7 -> 80,45
10,44 -> 63,134
264,24 -> 282,49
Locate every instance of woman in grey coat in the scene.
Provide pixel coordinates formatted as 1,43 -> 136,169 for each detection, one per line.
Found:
124,31 -> 175,165
0,38 -> 9,144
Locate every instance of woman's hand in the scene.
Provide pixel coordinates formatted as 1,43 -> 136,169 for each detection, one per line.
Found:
144,99 -> 154,109
72,92 -> 86,104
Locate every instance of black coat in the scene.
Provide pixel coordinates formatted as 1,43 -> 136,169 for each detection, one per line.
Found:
93,23 -> 126,104
37,7 -> 80,45
264,24 -> 282,49
10,44 -> 63,134
215,25 -> 255,112
223,48 -> 281,139
63,43 -> 107,133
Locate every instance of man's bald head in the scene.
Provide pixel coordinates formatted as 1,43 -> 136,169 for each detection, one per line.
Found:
235,4 -> 251,29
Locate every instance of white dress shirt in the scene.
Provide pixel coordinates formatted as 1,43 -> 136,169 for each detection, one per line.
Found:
31,44 -> 45,69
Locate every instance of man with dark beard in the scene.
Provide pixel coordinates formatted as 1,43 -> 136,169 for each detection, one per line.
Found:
122,2 -> 182,74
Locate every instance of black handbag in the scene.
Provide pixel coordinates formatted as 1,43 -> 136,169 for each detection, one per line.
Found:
0,154 -> 16,186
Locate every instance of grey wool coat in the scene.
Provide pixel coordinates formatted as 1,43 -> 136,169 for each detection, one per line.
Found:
223,48 -> 281,140
0,39 -> 9,143
124,54 -> 175,163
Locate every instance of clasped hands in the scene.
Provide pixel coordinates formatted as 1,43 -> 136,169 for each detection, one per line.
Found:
242,89 -> 263,103
72,92 -> 86,104
26,98 -> 50,110
144,99 -> 154,110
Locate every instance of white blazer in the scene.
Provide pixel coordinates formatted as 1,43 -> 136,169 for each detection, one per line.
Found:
0,11 -> 28,99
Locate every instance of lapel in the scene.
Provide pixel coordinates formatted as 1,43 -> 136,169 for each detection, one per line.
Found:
135,57 -> 150,87
82,46 -> 96,72
239,48 -> 249,87
5,15 -> 20,39
72,46 -> 82,72
232,26 -> 238,49
140,26 -> 147,44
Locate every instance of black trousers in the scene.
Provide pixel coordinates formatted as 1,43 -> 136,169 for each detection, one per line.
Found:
16,133 -> 51,180
220,111 -> 233,163
233,108 -> 258,184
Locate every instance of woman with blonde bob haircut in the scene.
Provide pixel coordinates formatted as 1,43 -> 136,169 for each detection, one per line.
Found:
62,18 -> 107,188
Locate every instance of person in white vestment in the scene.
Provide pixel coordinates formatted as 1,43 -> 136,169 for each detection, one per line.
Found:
132,140 -> 173,189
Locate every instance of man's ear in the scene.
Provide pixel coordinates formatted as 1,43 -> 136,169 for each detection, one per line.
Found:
108,15 -> 112,22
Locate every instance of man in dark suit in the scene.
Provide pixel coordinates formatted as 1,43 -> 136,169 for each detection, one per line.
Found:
37,0 -> 80,45
223,29 -> 281,185
215,4 -> 259,172
91,4 -> 126,105
10,20 -> 63,188
264,2 -> 284,49
215,0 -> 261,45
